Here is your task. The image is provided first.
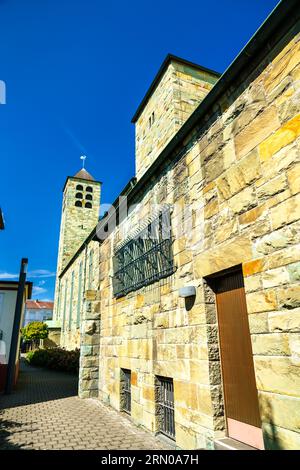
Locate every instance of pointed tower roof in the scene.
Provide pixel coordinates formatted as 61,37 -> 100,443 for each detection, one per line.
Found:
62,168 -> 101,193
74,168 -> 95,181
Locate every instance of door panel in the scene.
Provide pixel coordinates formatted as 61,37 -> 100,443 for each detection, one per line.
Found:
214,269 -> 264,448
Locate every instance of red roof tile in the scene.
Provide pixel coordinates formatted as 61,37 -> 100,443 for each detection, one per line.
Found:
26,300 -> 54,310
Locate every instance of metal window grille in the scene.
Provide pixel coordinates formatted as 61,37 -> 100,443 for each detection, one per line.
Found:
121,369 -> 131,414
113,209 -> 175,297
158,377 -> 175,439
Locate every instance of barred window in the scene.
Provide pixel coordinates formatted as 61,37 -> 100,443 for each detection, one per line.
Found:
113,209 -> 175,298
120,369 -> 131,414
156,377 -> 175,440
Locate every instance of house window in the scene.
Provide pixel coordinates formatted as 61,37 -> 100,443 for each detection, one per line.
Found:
75,200 -> 82,207
77,261 -> 83,328
120,369 -> 131,414
86,186 -> 93,193
113,208 -> 175,298
76,184 -> 83,191
69,271 -> 74,330
156,377 -> 175,440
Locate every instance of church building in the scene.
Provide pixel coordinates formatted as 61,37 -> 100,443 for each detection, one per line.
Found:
53,0 -> 300,450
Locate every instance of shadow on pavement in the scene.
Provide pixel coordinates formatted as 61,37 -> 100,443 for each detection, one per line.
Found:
0,359 -> 78,410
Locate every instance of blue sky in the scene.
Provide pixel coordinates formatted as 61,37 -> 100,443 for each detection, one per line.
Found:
0,0 -> 279,300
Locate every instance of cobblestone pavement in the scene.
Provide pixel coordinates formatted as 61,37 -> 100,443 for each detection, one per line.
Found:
0,360 -> 172,450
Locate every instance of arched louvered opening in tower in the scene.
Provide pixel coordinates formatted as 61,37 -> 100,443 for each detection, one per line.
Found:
85,202 -> 92,209
86,186 -> 93,193
75,192 -> 83,199
75,200 -> 82,208
86,194 -> 93,201
76,184 -> 84,191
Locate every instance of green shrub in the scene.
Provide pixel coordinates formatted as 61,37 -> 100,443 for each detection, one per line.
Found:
26,347 -> 80,374
26,348 -> 49,367
21,321 -> 49,342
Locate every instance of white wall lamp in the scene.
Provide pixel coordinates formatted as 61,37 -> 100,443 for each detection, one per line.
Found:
179,286 -> 196,311
179,286 -> 196,298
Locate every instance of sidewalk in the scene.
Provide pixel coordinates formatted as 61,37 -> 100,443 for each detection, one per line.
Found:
0,360 -> 171,450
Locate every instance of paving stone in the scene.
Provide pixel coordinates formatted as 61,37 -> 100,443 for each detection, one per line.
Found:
0,361 -> 171,450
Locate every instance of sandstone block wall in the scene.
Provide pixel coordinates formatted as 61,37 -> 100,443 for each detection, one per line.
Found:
95,24 -> 300,450
78,289 -> 101,398
135,60 -> 219,180
44,328 -> 61,347
56,240 -> 100,352
55,14 -> 300,451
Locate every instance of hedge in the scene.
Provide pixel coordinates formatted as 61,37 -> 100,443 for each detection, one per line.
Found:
26,347 -> 80,374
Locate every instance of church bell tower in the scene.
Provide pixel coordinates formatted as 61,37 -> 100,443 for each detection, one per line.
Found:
56,166 -> 101,276
53,164 -> 101,321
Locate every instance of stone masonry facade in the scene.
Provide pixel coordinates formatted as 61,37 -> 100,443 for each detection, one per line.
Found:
54,2 -> 300,450
134,58 -> 219,180
53,175 -> 101,329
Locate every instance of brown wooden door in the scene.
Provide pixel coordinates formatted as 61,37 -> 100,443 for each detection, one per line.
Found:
214,269 -> 264,449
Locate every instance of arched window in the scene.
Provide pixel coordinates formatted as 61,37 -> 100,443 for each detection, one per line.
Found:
88,250 -> 94,289
75,192 -> 83,199
69,271 -> 74,331
85,202 -> 92,209
77,261 -> 83,328
75,200 -> 82,207
86,194 -> 93,201
76,184 -> 83,191
86,186 -> 93,193
62,280 -> 68,332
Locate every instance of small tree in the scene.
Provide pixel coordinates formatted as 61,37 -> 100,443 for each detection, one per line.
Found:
21,321 -> 49,350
